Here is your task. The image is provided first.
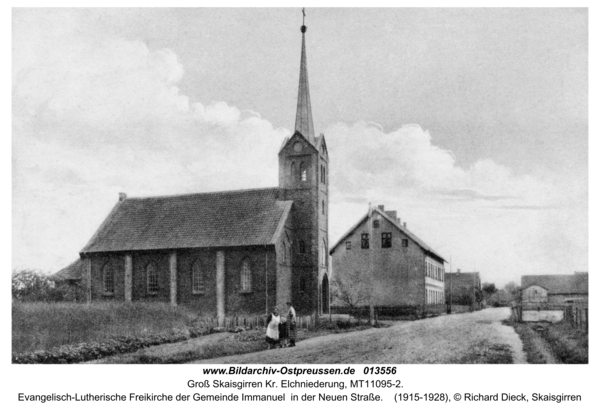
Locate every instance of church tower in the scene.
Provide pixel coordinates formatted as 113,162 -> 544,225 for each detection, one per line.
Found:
279,16 -> 330,316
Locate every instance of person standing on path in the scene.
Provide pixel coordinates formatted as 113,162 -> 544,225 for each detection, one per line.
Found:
265,307 -> 281,349
286,302 -> 297,347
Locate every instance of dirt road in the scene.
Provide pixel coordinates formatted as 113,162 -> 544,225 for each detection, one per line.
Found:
190,307 -> 526,364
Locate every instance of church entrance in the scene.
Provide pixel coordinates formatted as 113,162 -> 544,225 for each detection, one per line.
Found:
321,273 -> 329,314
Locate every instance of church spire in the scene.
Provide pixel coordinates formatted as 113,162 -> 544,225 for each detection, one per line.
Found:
294,8 -> 315,145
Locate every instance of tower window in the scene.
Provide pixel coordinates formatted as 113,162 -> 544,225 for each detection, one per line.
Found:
382,232 -> 392,248
240,258 -> 252,293
322,200 -> 325,214
146,262 -> 159,295
299,240 -> 306,254
361,233 -> 369,249
321,239 -> 327,266
291,162 -> 297,182
300,162 -> 307,182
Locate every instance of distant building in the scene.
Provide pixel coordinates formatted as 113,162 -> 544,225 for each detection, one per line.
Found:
521,272 -> 588,304
330,205 -> 446,308
49,259 -> 83,286
445,270 -> 482,307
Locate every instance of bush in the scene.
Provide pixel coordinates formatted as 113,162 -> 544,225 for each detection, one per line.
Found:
12,269 -> 54,301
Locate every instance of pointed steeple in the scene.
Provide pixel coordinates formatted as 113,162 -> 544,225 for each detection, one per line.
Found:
294,12 -> 315,145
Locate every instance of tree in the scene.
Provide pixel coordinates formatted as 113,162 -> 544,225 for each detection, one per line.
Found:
482,282 -> 497,296
12,269 -> 55,301
331,270 -> 371,308
504,281 -> 521,302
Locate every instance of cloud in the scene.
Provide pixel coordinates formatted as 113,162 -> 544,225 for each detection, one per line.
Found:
13,10 -> 587,287
12,10 -> 287,272
324,122 -> 587,285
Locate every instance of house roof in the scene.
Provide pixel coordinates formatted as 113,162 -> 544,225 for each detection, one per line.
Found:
521,274 -> 588,295
329,207 -> 446,262
81,188 -> 292,254
50,259 -> 83,281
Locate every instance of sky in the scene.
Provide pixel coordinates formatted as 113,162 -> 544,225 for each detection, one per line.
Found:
12,8 -> 588,287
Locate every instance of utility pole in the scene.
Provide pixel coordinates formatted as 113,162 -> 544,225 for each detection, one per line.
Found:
368,203 -> 375,325
448,256 -> 453,314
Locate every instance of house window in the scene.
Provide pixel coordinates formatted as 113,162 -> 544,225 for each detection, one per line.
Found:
346,241 -> 351,250
361,233 -> 369,249
373,219 -> 379,228
102,263 -> 114,295
382,232 -> 392,248
240,258 -> 252,293
146,262 -> 159,295
402,239 -> 409,247
299,240 -> 306,254
192,261 -> 204,294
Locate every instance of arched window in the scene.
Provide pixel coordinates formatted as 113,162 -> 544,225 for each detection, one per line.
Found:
299,240 -> 306,254
300,162 -> 307,182
240,258 -> 252,293
146,262 -> 159,295
102,263 -> 114,295
291,162 -> 297,182
192,260 -> 204,294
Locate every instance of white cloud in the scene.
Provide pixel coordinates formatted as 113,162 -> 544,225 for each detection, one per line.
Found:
13,10 -> 587,287
12,11 -> 286,272
325,122 -> 587,286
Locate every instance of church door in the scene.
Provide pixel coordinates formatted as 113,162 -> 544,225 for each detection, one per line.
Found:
322,273 -> 329,314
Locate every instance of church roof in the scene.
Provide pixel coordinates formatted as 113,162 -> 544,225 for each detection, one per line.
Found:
294,23 -> 315,145
50,258 -> 84,282
81,188 -> 292,254
521,274 -> 588,295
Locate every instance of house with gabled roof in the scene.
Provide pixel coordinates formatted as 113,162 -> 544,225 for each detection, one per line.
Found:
521,272 -> 588,304
57,20 -> 331,323
330,205 -> 446,309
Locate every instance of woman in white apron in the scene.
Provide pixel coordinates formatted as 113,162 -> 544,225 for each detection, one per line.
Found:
265,307 -> 281,349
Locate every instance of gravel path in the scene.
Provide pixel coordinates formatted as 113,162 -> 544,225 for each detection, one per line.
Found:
191,307 -> 527,364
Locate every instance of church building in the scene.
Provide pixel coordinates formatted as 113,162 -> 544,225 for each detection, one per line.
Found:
76,21 -> 330,323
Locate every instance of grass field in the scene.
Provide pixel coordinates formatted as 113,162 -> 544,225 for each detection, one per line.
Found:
507,319 -> 588,364
12,301 -> 200,354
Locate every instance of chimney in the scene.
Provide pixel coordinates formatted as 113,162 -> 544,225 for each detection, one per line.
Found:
457,268 -> 461,274
385,210 -> 397,220
119,192 -> 127,202
377,205 -> 385,211
403,222 -> 407,228
396,218 -> 401,225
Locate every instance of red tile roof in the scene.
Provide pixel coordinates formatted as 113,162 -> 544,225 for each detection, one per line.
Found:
81,188 -> 292,254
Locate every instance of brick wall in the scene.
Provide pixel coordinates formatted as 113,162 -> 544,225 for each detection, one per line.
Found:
87,245 -> 279,316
